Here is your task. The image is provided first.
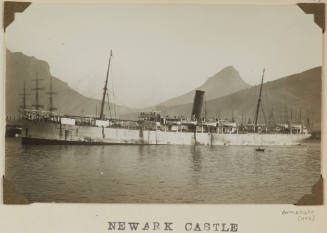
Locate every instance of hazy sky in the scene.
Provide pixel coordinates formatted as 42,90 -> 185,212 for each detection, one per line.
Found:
6,3 -> 322,108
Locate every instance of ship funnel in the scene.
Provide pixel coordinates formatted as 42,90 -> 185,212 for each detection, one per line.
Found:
191,90 -> 205,121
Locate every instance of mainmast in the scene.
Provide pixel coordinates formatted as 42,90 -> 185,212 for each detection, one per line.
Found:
47,76 -> 57,113
203,96 -> 207,122
19,81 -> 28,110
284,105 -> 288,122
99,50 -> 113,120
32,73 -> 44,110
254,68 -> 265,132
19,81 -> 31,118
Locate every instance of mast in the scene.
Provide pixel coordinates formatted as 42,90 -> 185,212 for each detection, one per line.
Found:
47,76 -> 57,113
285,105 -> 288,122
99,50 -> 113,120
19,81 -> 31,118
32,73 -> 44,110
268,104 -> 274,128
19,81 -> 28,110
254,68 -> 265,132
204,96 -> 207,122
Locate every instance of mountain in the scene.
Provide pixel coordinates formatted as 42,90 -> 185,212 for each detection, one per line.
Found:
6,50 -> 321,132
5,50 -> 134,118
159,66 -> 250,107
153,67 -> 322,131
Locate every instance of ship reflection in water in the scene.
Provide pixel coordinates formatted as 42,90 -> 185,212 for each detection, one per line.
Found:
5,137 -> 320,203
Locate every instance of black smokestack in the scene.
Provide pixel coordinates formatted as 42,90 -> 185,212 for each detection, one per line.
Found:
191,90 -> 205,121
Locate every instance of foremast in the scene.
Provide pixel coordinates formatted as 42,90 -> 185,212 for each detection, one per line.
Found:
99,50 -> 113,120
254,68 -> 265,132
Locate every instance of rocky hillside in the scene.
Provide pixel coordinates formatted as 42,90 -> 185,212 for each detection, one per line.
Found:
155,67 -> 322,131
5,50 -> 134,118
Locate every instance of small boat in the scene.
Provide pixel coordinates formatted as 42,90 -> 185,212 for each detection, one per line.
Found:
256,147 -> 265,152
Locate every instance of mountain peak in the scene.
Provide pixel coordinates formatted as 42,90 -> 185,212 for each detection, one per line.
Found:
210,66 -> 242,80
220,65 -> 237,72
200,66 -> 250,91
155,66 -> 321,131
159,66 -> 250,107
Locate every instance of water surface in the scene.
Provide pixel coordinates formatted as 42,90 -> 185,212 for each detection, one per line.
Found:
5,138 -> 321,203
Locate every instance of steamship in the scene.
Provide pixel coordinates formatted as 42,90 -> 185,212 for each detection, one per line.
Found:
20,53 -> 311,146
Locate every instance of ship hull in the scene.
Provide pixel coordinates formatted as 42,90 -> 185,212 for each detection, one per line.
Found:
21,120 -> 311,146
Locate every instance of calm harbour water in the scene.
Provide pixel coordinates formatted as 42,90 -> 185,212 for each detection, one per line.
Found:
5,137 -> 321,204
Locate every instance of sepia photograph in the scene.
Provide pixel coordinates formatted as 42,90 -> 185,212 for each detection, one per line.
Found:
3,2 -> 323,204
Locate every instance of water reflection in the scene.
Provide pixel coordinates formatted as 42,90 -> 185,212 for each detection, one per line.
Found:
190,145 -> 202,172
5,138 -> 321,204
138,144 -> 145,154
253,150 -> 263,175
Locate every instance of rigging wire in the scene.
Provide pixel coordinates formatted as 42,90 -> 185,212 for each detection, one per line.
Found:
111,74 -> 117,119
251,102 -> 257,124
106,91 -> 111,119
260,101 -> 267,126
109,56 -> 118,119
